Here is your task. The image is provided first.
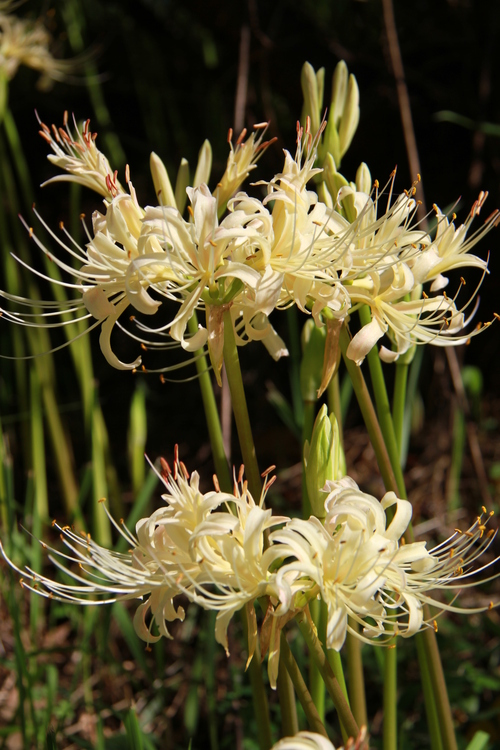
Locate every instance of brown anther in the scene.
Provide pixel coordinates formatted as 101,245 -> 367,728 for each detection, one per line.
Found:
433,203 -> 439,213
265,475 -> 277,491
141,365 -> 147,372
209,239 -> 217,247
159,374 -> 166,384
253,122 -> 269,130
20,578 -> 25,588
261,465 -> 276,478
132,368 -> 137,374
160,456 -> 171,476
238,464 -> 245,483
460,276 -> 466,286
180,461 -> 189,479
79,213 -> 86,221
482,505 -> 487,514
227,127 -> 233,143
125,164 -> 130,183
454,528 -> 463,534
145,645 -> 152,653
489,601 -> 494,610
129,315 -> 136,321
388,644 -> 397,650
29,227 -> 33,238
433,620 -> 438,632
213,474 -> 220,492
493,313 -> 500,321
187,205 -> 194,218
98,497 -> 106,504
416,199 -> 422,206
39,131 -> 52,144
422,291 -> 428,299
51,519 -> 57,527
140,343 -> 148,351
373,179 -> 379,188
490,510 -> 495,516
417,173 -> 421,182
236,127 -> 247,146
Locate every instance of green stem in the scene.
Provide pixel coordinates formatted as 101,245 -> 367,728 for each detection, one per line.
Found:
188,314 -> 231,492
280,633 -> 328,737
358,306 -> 406,498
383,641 -> 398,750
277,651 -> 299,737
392,362 -> 409,459
222,309 -> 261,499
240,609 -> 274,750
346,621 -> 368,728
419,626 -> 458,750
302,400 -> 316,519
309,597 -> 325,723
339,327 -> 398,494
415,635 -> 444,750
296,610 -> 359,741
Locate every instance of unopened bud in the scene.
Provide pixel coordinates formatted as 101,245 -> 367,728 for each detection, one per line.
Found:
150,152 -> 177,208
339,74 -> 360,159
304,405 -> 345,518
300,319 -> 326,402
174,158 -> 190,215
193,139 -> 213,188
356,162 -> 372,195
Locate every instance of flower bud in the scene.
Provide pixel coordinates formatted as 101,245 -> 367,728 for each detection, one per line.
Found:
150,152 -> 177,208
300,319 -> 326,402
193,139 -> 213,188
338,74 -> 360,159
355,162 -> 372,194
174,157 -> 190,215
304,405 -> 345,519
300,61 -> 324,136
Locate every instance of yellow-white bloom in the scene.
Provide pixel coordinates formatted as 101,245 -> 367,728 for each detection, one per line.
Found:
271,728 -> 369,750
0,5 -> 80,87
272,477 -> 498,651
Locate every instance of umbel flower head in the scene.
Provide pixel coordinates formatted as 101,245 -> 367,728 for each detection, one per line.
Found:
272,478 -> 498,651
1,451 -> 498,691
0,2 -> 83,89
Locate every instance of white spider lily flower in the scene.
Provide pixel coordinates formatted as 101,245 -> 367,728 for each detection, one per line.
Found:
185,470 -> 292,669
140,186 -> 274,378
410,193 -> 499,290
215,123 -> 276,209
272,477 -> 498,651
0,6 -> 82,87
345,262 -> 473,364
0,451 -> 239,644
271,727 -> 369,750
38,113 -> 124,198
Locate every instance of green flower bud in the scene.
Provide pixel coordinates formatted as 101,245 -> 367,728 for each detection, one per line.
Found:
174,157 -> 190,215
300,319 -> 326,402
330,60 -> 349,129
300,61 -> 324,136
339,74 -> 360,159
304,405 -> 345,518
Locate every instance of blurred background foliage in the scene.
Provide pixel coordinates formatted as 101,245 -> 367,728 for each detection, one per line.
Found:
1,0 -> 500,748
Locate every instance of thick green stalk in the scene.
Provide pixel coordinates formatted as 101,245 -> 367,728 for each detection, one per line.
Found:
280,633 -> 328,737
309,597 -> 325,723
277,652 -> 299,737
296,610 -> 359,742
358,306 -> 406,498
383,642 -> 397,750
415,634 -> 444,750
302,400 -> 316,519
339,327 -> 398,494
392,362 -> 409,459
188,314 -> 231,492
240,609 -> 274,750
419,626 -> 458,750
346,622 -> 367,728
222,309 -> 261,499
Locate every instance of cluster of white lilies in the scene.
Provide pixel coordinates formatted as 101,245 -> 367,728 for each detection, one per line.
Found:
4,443 -> 495,692
1,78 -> 498,382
